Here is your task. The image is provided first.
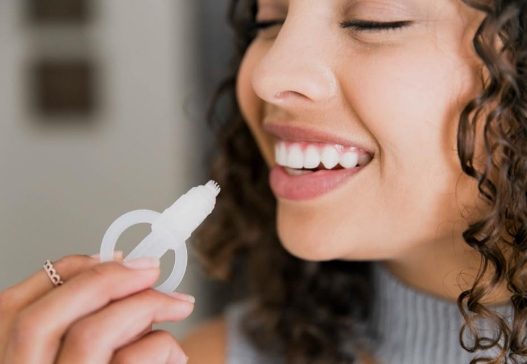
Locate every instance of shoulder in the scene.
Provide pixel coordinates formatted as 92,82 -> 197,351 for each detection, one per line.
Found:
180,315 -> 227,364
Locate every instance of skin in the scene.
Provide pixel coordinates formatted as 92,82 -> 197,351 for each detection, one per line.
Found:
0,254 -> 194,363
237,0 -> 511,304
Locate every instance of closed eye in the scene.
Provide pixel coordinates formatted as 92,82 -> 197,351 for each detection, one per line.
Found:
249,20 -> 284,32
247,19 -> 412,35
340,20 -> 413,33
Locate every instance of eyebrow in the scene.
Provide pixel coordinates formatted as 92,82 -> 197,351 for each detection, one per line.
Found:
342,0 -> 420,17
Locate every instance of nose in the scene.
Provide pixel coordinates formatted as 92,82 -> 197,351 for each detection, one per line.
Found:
251,18 -> 338,109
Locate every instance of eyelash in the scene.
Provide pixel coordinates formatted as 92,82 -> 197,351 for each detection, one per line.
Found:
249,19 -> 412,33
340,20 -> 413,32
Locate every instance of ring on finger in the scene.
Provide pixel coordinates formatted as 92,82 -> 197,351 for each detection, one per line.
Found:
43,259 -> 64,287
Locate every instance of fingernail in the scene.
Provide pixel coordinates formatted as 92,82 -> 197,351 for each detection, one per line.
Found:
123,257 -> 160,270
167,292 -> 196,304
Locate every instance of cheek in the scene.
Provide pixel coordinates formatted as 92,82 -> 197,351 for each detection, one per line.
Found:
351,48 -> 468,166
236,42 -> 275,167
366,48 -> 478,186
345,45 -> 484,239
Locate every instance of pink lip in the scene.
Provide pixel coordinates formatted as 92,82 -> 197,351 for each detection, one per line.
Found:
263,122 -> 373,154
269,165 -> 366,200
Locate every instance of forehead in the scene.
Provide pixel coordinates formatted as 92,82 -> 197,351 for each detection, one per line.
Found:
256,0 -> 474,25
256,0 -> 455,13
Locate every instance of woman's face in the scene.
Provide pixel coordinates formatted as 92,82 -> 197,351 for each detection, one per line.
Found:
236,0 -> 487,262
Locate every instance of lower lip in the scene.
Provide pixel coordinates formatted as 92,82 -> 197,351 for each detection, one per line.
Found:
269,164 -> 367,201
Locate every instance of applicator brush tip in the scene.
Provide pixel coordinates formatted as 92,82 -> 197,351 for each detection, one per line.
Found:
205,180 -> 221,197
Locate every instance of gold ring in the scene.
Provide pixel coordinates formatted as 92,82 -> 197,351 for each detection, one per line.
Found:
43,259 -> 64,287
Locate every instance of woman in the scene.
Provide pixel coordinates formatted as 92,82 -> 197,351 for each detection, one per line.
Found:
1,0 -> 525,363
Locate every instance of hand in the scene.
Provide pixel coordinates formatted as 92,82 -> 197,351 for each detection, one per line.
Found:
0,254 -> 195,363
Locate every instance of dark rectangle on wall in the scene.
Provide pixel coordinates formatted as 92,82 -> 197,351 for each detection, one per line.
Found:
29,59 -> 98,119
26,0 -> 91,24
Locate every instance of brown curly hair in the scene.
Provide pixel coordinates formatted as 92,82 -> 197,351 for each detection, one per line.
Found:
193,0 -> 527,363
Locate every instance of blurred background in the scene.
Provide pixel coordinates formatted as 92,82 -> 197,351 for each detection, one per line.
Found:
0,0 -> 234,339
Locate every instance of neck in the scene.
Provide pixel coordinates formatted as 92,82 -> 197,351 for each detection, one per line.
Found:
381,236 -> 511,306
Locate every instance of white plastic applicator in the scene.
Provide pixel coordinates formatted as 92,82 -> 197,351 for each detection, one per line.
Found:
99,180 -> 221,292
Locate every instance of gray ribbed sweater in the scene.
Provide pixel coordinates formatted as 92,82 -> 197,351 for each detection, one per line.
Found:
225,261 -> 514,364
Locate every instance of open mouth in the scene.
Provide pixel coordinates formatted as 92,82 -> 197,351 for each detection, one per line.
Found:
270,138 -> 374,200
275,140 -> 373,176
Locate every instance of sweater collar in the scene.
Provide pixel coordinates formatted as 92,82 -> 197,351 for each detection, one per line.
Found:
364,261 -> 513,364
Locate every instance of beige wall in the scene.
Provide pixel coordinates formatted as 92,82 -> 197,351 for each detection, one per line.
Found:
0,0 -> 211,339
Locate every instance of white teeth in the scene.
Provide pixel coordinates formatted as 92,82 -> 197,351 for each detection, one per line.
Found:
340,151 -> 359,168
320,145 -> 339,169
275,142 -> 287,165
286,143 -> 304,169
274,141 -> 371,170
303,145 -> 321,169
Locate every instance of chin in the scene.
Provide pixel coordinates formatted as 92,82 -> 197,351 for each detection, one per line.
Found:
277,233 -> 338,262
276,206 -> 358,262
276,203 -> 403,262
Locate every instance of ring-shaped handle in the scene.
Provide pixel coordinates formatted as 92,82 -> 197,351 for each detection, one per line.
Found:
100,209 -> 160,263
99,209 -> 190,292
156,243 -> 188,292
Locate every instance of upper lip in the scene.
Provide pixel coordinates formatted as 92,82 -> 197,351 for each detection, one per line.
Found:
263,122 -> 374,155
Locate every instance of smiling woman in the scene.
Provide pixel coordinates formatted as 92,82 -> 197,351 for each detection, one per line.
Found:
188,0 -> 527,363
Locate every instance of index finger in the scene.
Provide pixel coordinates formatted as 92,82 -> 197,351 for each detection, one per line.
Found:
5,252 -> 122,311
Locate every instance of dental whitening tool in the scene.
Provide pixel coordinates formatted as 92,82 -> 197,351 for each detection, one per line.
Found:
99,180 -> 221,292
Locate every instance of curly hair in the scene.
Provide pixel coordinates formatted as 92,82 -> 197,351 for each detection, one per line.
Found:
193,0 -> 527,363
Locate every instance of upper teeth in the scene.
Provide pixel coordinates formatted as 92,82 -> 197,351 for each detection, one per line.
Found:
275,141 -> 370,170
